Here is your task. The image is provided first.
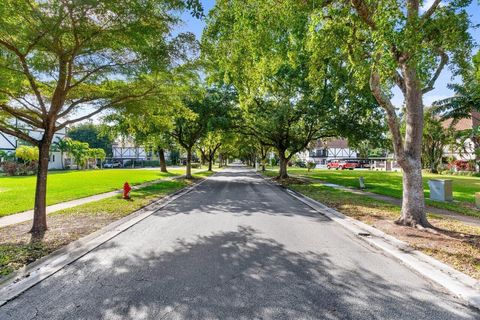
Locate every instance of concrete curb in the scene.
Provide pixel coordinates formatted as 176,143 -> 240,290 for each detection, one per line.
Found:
0,172 -> 217,306
257,172 -> 480,310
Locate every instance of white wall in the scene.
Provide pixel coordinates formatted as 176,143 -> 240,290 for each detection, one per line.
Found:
0,123 -> 67,170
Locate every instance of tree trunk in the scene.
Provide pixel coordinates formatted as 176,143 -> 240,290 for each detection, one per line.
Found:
159,148 -> 168,173
370,65 -> 432,228
396,66 -> 431,227
395,160 -> 430,227
218,153 -> 223,168
186,147 -> 193,179
261,155 -> 266,171
31,138 -> 51,234
277,150 -> 289,179
208,159 -> 213,171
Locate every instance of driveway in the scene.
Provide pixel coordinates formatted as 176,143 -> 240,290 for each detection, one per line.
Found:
0,166 -> 478,319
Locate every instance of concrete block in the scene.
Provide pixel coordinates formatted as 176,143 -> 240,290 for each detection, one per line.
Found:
428,179 -> 453,202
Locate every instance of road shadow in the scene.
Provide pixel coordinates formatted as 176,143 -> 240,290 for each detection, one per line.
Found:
1,226 -> 477,319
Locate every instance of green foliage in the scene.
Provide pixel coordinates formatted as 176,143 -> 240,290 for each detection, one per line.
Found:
68,141 -> 90,169
203,0 -> 385,175
172,84 -> 236,152
15,146 -> 39,162
68,124 -> 114,157
422,109 -> 454,173
474,51 -> 480,81
307,161 -> 316,172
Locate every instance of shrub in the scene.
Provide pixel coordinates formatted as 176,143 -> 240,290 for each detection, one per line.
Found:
307,161 -> 316,172
448,160 -> 474,172
0,161 -> 37,176
1,161 -> 19,176
191,163 -> 202,168
270,158 -> 278,166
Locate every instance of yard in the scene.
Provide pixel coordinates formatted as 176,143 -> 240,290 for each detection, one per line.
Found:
0,168 -> 193,217
264,167 -> 480,216
0,171 -> 214,277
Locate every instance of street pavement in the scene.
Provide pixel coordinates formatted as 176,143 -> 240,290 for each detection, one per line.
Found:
0,166 -> 478,319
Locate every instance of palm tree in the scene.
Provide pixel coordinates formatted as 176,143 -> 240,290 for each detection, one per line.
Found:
433,77 -> 480,171
52,137 -> 71,170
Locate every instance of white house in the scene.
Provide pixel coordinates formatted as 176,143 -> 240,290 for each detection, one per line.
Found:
299,138 -> 358,166
442,112 -> 479,161
0,122 -> 66,170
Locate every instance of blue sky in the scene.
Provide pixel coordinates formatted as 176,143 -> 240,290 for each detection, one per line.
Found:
177,0 -> 480,108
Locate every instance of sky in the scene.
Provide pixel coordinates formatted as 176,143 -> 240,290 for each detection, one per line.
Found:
177,0 -> 480,108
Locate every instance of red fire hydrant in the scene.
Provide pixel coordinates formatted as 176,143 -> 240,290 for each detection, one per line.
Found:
123,182 -> 131,199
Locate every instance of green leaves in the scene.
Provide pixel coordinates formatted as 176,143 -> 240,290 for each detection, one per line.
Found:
15,145 -> 39,162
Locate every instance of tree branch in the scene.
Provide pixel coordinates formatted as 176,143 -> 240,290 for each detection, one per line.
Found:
370,71 -> 405,162
56,89 -> 153,130
0,104 -> 43,128
0,39 -> 47,114
421,0 -> 442,21
0,121 -> 39,145
350,0 -> 377,30
422,49 -> 448,94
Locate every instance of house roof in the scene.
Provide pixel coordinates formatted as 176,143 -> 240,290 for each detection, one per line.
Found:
442,111 -> 480,131
312,138 -> 349,149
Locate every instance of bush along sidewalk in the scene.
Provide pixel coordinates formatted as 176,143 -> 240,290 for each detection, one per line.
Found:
0,171 -> 214,278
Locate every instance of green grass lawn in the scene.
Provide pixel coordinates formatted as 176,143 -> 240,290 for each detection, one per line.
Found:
0,168 -> 195,217
264,167 -> 480,216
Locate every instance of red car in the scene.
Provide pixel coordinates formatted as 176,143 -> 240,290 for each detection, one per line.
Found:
327,159 -> 359,170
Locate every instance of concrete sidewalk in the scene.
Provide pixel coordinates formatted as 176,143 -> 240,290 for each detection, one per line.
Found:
0,177 -> 179,228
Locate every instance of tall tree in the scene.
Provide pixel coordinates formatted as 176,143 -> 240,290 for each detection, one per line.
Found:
198,132 -> 223,171
203,0 -> 381,179
67,123 -> 114,157
0,0 -> 201,234
172,85 -> 235,178
308,0 -> 473,227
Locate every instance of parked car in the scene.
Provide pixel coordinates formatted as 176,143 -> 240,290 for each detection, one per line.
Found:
327,159 -> 359,170
104,161 -> 123,168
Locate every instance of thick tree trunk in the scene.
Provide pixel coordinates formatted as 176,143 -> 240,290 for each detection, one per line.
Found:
370,66 -> 431,228
31,138 -> 52,234
277,150 -> 289,179
208,159 -> 213,171
396,160 -> 430,227
396,66 -> 431,227
159,148 -> 168,173
186,147 -> 193,179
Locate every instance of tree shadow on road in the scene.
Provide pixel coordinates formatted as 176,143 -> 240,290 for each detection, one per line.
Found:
1,226 -> 477,319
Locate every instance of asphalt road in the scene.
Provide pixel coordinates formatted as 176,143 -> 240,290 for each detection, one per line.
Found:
1,166 -> 478,319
